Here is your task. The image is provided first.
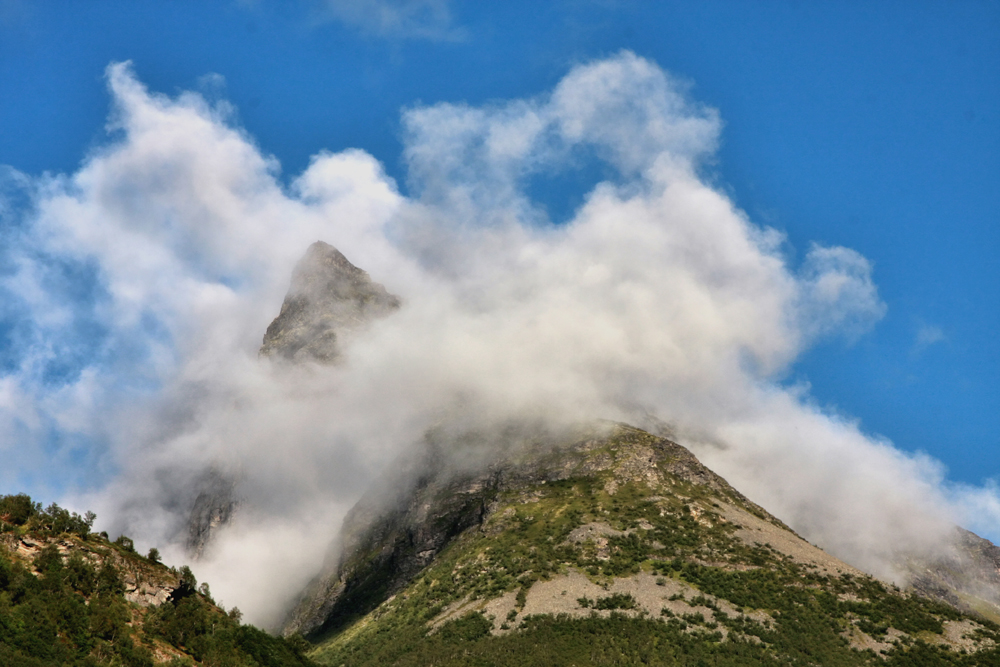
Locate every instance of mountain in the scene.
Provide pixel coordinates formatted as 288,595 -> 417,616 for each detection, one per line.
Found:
0,494 -> 316,667
184,240 -> 1000,665
285,422 -> 1000,665
901,528 -> 1000,622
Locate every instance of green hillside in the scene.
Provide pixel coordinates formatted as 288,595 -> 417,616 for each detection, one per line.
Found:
0,494 -> 316,667
301,424 -> 1000,666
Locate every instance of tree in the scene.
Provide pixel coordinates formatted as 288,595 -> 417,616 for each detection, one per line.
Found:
114,535 -> 135,553
0,493 -> 38,525
228,607 -> 243,624
147,548 -> 161,564
179,565 -> 197,589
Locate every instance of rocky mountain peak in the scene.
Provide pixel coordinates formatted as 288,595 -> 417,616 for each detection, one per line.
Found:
260,241 -> 401,363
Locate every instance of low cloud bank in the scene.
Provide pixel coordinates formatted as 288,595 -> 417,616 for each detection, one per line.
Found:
0,52 -> 994,625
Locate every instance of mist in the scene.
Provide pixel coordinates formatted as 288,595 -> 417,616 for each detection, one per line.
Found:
0,52 -> 996,626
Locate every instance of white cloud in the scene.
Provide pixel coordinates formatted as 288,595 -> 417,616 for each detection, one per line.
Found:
796,243 -> 886,341
913,322 -> 946,354
0,52 -> 996,625
319,0 -> 463,40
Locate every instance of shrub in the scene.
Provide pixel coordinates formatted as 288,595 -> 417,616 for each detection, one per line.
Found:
436,612 -> 492,642
593,593 -> 637,610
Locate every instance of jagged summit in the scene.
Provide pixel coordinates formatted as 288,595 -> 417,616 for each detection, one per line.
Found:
260,241 -> 401,363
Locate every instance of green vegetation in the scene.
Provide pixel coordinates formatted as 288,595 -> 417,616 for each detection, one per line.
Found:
318,605 -> 1000,667
0,493 -> 317,667
578,593 -> 638,610
0,493 -> 95,539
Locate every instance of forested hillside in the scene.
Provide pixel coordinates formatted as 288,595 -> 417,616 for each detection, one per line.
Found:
0,493 -> 316,667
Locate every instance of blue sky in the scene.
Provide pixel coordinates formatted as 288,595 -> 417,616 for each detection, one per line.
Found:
0,1 -> 997,516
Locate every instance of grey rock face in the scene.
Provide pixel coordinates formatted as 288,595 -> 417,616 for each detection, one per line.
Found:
185,469 -> 240,559
260,241 -> 401,363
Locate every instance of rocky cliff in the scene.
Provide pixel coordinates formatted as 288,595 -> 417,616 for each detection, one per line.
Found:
185,468 -> 241,558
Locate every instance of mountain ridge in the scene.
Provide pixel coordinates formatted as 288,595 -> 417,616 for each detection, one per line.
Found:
282,420 -> 843,641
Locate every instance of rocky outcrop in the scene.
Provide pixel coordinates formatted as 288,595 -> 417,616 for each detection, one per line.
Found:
185,468 -> 240,559
1,532 -> 180,608
260,241 -> 400,363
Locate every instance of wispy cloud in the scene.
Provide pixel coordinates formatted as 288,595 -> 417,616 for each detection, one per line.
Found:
913,322 -> 946,355
317,0 -> 464,41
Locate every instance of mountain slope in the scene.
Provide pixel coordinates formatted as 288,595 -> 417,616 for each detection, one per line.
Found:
288,423 -> 1000,666
902,528 -> 1000,623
